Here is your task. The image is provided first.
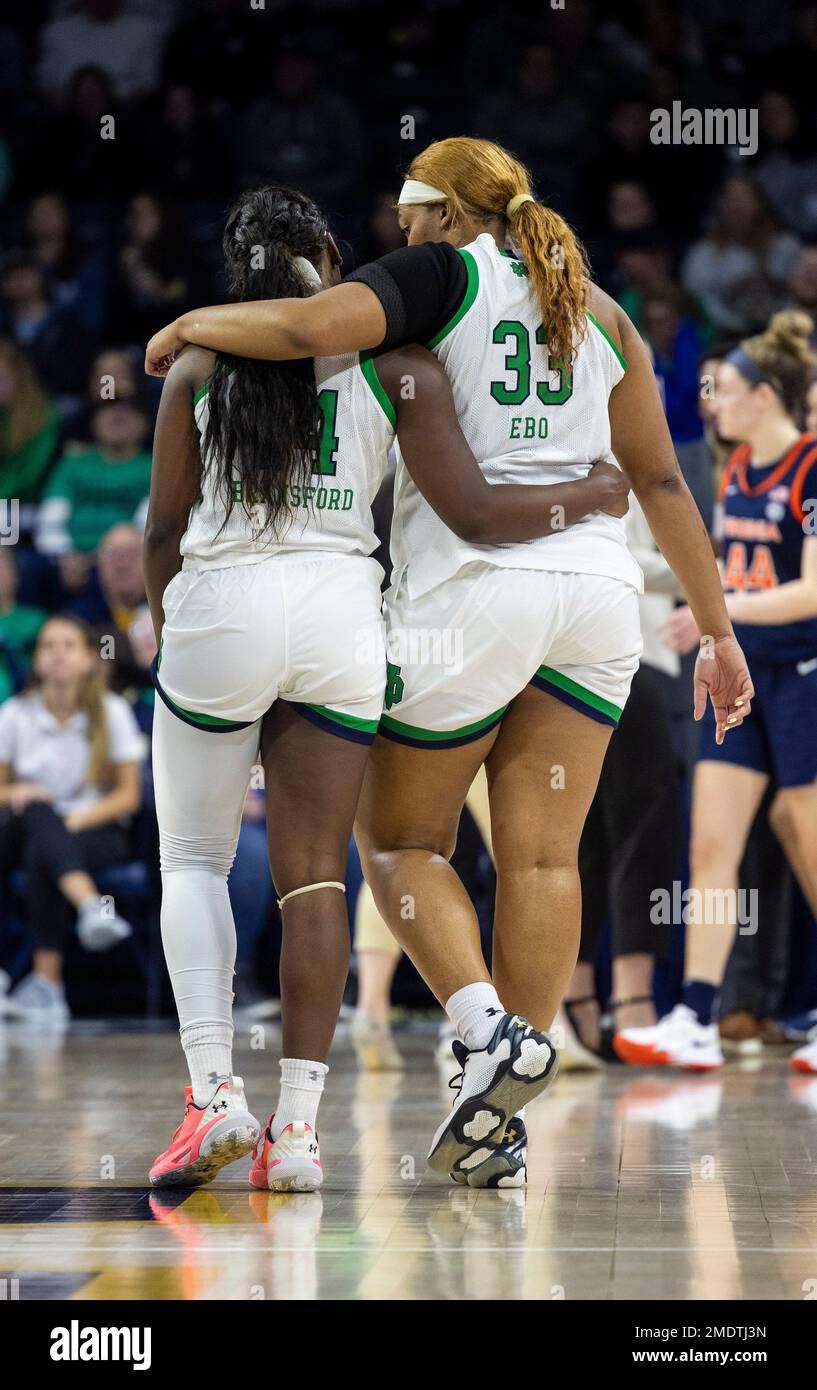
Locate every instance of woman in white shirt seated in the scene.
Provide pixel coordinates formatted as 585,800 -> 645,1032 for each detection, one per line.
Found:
0,614 -> 145,1022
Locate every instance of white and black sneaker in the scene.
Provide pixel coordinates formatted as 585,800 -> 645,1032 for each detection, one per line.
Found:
450,1112 -> 528,1188
427,1012 -> 557,1174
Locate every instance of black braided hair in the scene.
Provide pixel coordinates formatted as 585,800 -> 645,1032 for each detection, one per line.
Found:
202,185 -> 329,540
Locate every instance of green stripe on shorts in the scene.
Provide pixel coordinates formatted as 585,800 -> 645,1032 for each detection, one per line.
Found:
379,704 -> 508,742
161,688 -> 246,728
534,664 -> 623,723
306,703 -> 381,734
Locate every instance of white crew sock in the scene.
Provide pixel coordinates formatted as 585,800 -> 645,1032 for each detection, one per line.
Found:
446,982 -> 505,1052
272,1058 -> 328,1139
180,1022 -> 234,1107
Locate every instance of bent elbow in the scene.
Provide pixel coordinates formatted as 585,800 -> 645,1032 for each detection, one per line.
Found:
635,468 -> 683,498
143,515 -> 185,551
284,321 -> 320,358
449,508 -> 493,543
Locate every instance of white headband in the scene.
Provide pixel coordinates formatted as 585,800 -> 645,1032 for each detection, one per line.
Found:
398,179 -> 447,206
293,255 -> 322,289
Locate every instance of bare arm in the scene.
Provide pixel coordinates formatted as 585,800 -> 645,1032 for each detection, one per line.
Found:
378,347 -> 628,544
65,762 -> 142,831
595,289 -> 753,735
143,347 -> 209,644
0,759 -> 54,809
145,283 -> 387,377
606,301 -> 733,638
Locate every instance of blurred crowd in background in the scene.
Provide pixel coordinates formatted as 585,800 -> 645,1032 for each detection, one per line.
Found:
1,0 -> 816,1041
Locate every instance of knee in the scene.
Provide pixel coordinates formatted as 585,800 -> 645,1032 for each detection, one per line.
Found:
21,805 -> 62,871
689,822 -> 739,877
160,830 -> 236,879
495,841 -> 577,878
768,793 -> 794,847
20,800 -> 59,841
774,792 -> 817,866
357,812 -> 457,876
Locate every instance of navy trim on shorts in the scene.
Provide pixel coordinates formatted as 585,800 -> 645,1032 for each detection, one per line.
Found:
150,655 -> 255,734
377,709 -> 506,749
529,671 -> 620,728
286,700 -> 378,746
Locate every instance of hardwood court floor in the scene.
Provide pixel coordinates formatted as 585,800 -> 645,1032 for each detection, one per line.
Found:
1,1021 -> 816,1301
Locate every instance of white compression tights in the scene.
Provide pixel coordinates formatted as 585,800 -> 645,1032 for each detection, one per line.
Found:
152,699 -> 262,1096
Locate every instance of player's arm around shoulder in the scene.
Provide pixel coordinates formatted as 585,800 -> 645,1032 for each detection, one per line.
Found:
376,345 -> 626,541
376,344 -> 498,542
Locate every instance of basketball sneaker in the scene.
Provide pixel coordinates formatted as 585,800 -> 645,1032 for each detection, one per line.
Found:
790,1037 -> 817,1074
149,1076 -> 259,1187
427,1012 -> 557,1174
450,1112 -> 528,1187
76,899 -> 132,953
614,1003 -> 724,1071
2,972 -> 70,1025
249,1115 -> 323,1192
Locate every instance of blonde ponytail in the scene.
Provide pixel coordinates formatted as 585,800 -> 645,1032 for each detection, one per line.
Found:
761,309 -> 815,360
740,309 -> 817,421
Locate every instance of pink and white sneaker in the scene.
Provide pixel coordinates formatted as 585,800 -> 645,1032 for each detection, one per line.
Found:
149,1076 -> 260,1188
614,1004 -> 724,1071
249,1115 -> 323,1192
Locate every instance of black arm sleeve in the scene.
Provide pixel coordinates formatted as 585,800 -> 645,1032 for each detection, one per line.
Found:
345,242 -> 468,351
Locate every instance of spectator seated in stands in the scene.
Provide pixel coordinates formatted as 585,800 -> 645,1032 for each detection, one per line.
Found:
474,41 -> 592,223
0,253 -> 94,421
66,346 -> 142,452
35,396 -> 151,600
0,614 -> 145,1024
27,65 -> 138,201
237,41 -> 365,215
23,192 -> 109,338
641,285 -> 707,445
69,522 -> 147,634
753,89 -> 817,240
603,228 -> 676,327
0,336 -> 60,509
0,548 -> 46,697
785,243 -> 817,330
36,0 -> 164,105
110,194 -> 200,345
681,173 -> 801,336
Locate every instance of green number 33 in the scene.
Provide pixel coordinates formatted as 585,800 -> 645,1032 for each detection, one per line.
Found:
490,321 -> 573,407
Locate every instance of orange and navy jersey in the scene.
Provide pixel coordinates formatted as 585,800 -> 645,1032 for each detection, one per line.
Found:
719,432 -> 817,663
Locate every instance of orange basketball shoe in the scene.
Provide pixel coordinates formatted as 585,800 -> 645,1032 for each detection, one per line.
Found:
149,1076 -> 260,1188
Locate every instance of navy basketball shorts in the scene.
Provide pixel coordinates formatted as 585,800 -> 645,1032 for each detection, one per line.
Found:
697,655 -> 817,787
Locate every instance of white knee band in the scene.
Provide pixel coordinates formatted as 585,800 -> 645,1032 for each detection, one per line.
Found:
277,880 -> 346,910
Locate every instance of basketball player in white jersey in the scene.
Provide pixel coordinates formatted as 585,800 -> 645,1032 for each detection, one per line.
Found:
144,183 -> 630,1192
145,143 -> 753,1185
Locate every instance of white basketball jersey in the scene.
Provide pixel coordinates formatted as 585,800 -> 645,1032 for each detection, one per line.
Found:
180,353 -> 395,568
390,232 -> 644,599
